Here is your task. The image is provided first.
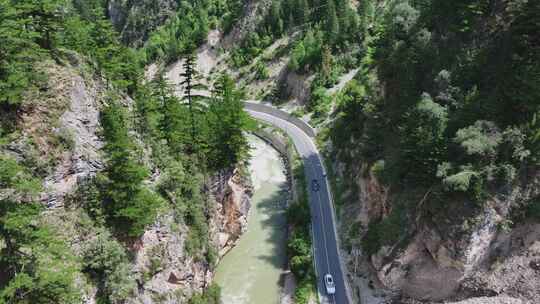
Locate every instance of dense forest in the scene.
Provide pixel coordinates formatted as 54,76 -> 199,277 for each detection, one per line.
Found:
326,0 -> 540,253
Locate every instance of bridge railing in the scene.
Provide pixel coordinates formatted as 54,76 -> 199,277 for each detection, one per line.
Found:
243,102 -> 316,138
191,92 -> 316,138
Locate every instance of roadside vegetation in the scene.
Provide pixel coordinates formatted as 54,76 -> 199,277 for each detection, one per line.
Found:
287,156 -> 317,303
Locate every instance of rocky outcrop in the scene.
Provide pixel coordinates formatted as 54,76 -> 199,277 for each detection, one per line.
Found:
3,59 -> 105,208
130,168 -> 252,303
333,156 -> 540,303
13,59 -> 253,303
43,72 -> 104,207
277,70 -> 315,106
210,168 -> 253,256
108,0 -> 178,46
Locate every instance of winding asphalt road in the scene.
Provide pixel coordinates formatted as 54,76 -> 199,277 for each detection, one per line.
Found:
246,106 -> 353,304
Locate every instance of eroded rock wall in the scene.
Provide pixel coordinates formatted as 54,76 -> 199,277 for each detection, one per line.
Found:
108,0 -> 178,46
14,58 -> 252,304
130,169 -> 252,303
333,155 -> 540,303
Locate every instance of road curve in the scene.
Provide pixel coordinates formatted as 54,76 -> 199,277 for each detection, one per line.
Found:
246,107 -> 353,304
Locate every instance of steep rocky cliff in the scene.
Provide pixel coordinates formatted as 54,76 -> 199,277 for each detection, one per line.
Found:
327,148 -> 540,304
7,56 -> 252,304
128,168 -> 251,303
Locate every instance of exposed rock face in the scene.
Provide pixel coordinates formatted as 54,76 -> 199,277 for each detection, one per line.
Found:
130,215 -> 210,303
279,70 -> 314,106
334,157 -> 540,303
3,60 -> 104,208
222,0 -> 272,49
108,0 -> 178,46
210,168 -> 253,256
43,73 -> 104,207
17,60 -> 253,303
130,168 -> 252,303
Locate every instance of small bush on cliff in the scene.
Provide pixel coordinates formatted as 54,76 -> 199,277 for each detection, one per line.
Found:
82,230 -> 137,303
188,283 -> 221,304
362,206 -> 406,255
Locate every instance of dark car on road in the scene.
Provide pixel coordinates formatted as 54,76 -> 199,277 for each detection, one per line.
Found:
311,179 -> 320,192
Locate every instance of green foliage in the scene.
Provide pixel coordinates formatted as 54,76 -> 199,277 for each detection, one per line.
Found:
188,283 -> 221,304
361,206 -> 405,255
330,0 -> 540,216
99,100 -> 164,237
390,2 -> 420,36
294,279 -> 315,304
309,85 -> 332,120
0,0 -> 144,107
144,0 -> 243,64
288,29 -> 324,73
0,0 -> 46,106
288,228 -> 312,278
454,120 -> 502,158
0,202 -> 80,304
0,155 -> 42,199
231,0 -> 361,69
144,8 -> 208,64
230,33 -> 274,68
286,160 -> 315,304
442,170 -> 478,192
82,230 -> 136,303
206,75 -> 254,170
399,93 -> 448,182
254,60 -> 269,80
135,71 -> 253,262
0,1 -> 250,302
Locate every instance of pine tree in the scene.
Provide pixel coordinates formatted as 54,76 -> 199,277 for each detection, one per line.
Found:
100,100 -> 163,237
296,0 -> 310,25
0,0 -> 43,106
181,54 -> 198,150
155,74 -> 192,154
325,0 -> 339,44
207,75 -> 253,170
267,0 -> 283,35
15,0 -> 67,50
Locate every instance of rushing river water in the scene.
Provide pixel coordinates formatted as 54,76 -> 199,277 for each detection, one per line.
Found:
215,135 -> 288,304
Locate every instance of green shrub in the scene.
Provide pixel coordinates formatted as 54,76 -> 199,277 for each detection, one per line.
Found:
527,198 -> 540,219
443,170 -> 478,192
0,202 -> 81,304
362,207 -> 405,255
254,61 -> 269,80
188,283 -> 221,304
82,230 -> 137,303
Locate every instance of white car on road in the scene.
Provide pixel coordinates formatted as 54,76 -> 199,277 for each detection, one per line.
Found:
324,273 -> 336,295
